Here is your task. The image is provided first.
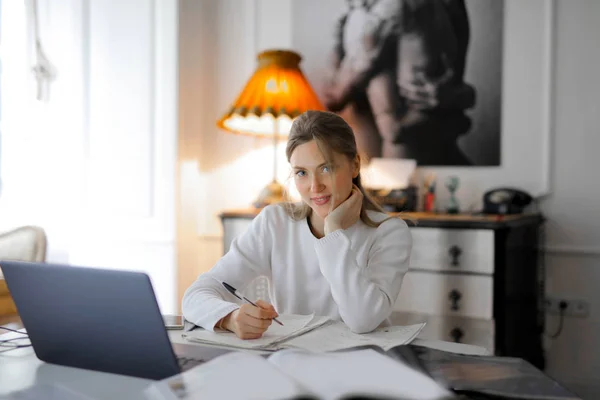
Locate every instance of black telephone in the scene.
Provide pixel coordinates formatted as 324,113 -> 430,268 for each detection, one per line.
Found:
483,188 -> 533,215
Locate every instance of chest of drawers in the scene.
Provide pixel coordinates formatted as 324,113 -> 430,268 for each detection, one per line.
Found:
219,209 -> 545,369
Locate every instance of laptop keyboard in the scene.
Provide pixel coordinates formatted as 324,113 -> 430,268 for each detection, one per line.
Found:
177,356 -> 205,371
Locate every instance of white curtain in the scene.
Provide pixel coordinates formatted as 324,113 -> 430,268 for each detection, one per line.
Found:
0,0 -> 84,255
0,0 -> 43,227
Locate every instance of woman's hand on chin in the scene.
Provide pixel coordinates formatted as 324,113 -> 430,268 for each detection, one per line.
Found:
324,186 -> 363,236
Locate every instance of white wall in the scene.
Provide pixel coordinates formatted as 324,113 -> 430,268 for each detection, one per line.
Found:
541,1 -> 600,397
180,0 -> 297,238
0,0 -> 178,313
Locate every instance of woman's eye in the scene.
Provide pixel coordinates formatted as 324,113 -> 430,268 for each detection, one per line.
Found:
295,170 -> 306,177
322,165 -> 332,173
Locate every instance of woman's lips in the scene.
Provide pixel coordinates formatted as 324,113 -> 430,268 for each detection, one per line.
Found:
312,195 -> 331,206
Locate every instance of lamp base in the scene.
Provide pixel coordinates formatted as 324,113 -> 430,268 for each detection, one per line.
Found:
253,180 -> 285,208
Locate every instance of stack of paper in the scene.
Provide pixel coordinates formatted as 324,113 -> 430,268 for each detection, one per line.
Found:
183,313 -> 425,352
182,314 -> 330,350
281,321 -> 426,352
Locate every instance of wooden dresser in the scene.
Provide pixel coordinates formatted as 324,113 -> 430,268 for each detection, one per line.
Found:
219,209 -> 546,369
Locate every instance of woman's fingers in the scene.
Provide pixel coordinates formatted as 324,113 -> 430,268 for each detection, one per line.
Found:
236,302 -> 276,333
243,314 -> 273,330
255,299 -> 277,314
240,319 -> 270,334
243,301 -> 277,319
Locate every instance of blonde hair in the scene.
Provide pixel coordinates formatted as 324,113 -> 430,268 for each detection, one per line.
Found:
283,110 -> 391,228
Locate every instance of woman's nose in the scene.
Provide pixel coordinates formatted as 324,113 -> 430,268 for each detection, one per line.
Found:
310,176 -> 324,192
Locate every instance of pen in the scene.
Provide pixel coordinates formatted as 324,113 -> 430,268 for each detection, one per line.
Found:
221,281 -> 284,326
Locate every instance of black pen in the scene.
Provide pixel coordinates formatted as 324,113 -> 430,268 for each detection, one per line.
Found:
221,281 -> 284,326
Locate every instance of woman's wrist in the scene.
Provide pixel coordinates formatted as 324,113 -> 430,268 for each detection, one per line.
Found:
324,223 -> 342,236
219,310 -> 235,331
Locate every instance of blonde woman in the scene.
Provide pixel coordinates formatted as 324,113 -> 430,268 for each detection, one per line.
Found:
182,111 -> 412,339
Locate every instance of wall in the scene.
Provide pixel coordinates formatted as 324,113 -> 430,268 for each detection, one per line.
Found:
541,0 -> 600,397
0,0 -> 178,313
178,0 -> 599,397
177,0 -> 297,304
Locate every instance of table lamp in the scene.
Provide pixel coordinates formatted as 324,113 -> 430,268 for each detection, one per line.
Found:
217,49 -> 324,207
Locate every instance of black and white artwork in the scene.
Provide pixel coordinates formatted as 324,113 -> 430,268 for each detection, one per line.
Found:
293,0 -> 504,166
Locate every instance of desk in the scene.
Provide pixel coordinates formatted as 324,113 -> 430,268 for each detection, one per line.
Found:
0,324 -> 488,400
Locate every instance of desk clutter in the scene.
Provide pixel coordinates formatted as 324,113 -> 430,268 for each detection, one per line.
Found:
0,323 -> 579,400
182,313 -> 425,352
145,344 -> 580,400
150,316 -> 578,400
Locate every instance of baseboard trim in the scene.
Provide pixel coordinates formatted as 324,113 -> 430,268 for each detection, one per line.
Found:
544,245 -> 600,257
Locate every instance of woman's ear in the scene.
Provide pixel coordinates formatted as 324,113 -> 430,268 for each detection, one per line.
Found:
352,155 -> 360,178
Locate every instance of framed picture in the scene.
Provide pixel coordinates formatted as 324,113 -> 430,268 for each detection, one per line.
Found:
293,0 -> 504,167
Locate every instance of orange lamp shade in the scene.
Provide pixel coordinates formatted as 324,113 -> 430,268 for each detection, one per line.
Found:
217,50 -> 324,138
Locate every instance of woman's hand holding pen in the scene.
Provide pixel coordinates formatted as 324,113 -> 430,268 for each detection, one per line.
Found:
220,300 -> 279,340
324,185 -> 363,236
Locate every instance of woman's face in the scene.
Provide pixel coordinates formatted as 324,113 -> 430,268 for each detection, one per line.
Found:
290,140 -> 359,221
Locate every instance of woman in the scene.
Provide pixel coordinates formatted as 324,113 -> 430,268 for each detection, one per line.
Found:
182,111 -> 412,339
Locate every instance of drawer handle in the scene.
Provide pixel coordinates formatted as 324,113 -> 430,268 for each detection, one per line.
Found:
450,327 -> 464,343
448,289 -> 462,311
449,245 -> 462,266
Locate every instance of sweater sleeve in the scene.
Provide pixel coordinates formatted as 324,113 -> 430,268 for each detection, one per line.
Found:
314,218 -> 412,333
181,206 -> 274,331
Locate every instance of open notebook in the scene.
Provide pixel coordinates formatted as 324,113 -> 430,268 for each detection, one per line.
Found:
182,313 -> 425,352
145,348 -> 454,400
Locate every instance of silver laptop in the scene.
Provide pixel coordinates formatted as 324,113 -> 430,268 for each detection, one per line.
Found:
1,261 -> 230,380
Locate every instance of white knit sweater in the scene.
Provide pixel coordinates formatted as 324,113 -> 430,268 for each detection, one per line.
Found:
182,204 -> 412,333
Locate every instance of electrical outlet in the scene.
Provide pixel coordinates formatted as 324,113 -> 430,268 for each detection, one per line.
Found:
545,297 -> 590,317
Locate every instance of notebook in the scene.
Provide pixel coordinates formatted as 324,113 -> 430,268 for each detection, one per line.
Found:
145,349 -> 453,400
182,313 -> 425,352
182,313 -> 329,350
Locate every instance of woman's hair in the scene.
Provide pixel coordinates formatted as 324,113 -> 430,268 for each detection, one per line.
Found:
283,110 -> 390,228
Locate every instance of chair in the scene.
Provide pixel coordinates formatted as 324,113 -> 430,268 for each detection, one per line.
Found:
0,225 -> 47,265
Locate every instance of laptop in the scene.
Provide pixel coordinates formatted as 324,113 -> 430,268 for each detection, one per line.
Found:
0,261 -> 231,380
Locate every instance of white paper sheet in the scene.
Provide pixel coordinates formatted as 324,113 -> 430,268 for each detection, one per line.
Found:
182,314 -> 316,350
144,352 -> 311,400
267,348 -> 452,400
280,321 -> 426,352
